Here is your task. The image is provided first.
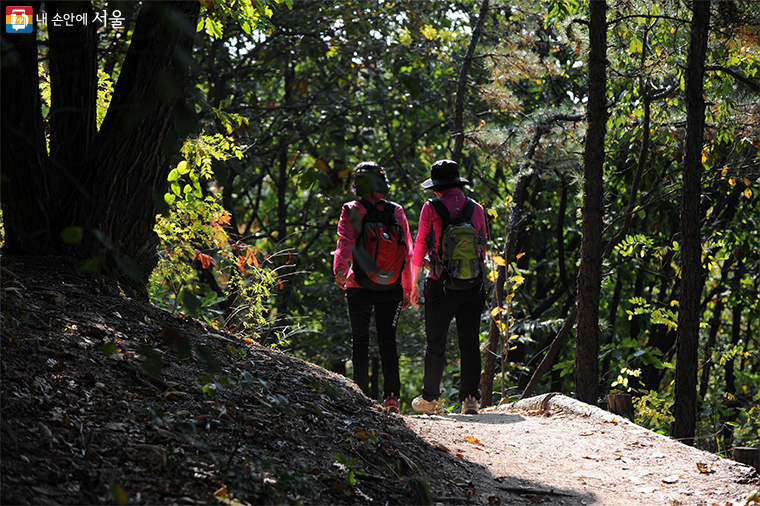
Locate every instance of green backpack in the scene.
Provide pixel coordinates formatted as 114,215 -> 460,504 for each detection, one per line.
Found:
431,198 -> 484,290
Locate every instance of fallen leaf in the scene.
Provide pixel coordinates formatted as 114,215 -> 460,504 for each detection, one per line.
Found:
636,487 -> 657,494
434,443 -> 450,453
662,475 -> 680,484
696,462 -> 714,473
464,436 -> 484,446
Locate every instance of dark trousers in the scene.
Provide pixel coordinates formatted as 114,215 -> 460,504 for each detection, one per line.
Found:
421,277 -> 486,402
346,286 -> 403,399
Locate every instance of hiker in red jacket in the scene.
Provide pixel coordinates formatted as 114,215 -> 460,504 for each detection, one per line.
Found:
410,159 -> 488,415
333,162 -> 414,413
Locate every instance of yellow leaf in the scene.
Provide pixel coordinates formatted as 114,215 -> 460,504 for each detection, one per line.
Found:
464,436 -> 484,446
487,208 -> 498,219
721,166 -> 728,176
491,307 -> 505,317
505,195 -> 513,205
744,177 -> 751,186
745,188 -> 753,199
729,177 -> 736,186
494,255 -> 506,266
516,252 -> 525,260
488,270 -> 499,281
509,334 -> 519,340
510,274 -> 525,287
701,147 -> 709,163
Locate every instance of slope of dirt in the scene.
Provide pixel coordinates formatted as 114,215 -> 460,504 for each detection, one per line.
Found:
1,253 -> 759,506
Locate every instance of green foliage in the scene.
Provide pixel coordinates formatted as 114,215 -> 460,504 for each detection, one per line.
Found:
149,129 -> 275,333
635,391 -> 675,435
96,69 -> 113,131
610,367 -> 641,394
197,0 -> 291,38
334,453 -> 362,485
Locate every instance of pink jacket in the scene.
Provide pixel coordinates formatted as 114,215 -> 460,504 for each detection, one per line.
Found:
412,188 -> 488,280
333,195 -> 414,294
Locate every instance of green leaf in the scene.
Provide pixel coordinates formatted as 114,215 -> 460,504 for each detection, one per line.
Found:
115,255 -> 142,281
138,344 -> 163,377
102,341 -> 118,356
168,168 -> 180,182
299,170 -> 315,190
60,226 -> 84,245
110,482 -> 128,505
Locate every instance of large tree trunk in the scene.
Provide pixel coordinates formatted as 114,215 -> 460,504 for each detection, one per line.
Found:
671,0 -> 710,445
575,0 -> 607,406
1,1 -> 201,296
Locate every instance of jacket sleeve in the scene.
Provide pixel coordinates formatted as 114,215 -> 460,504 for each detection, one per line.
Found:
412,201 -> 437,269
395,204 -> 414,294
334,202 -> 358,278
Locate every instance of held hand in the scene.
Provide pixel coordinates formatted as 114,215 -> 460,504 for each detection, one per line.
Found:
335,271 -> 348,289
410,285 -> 420,308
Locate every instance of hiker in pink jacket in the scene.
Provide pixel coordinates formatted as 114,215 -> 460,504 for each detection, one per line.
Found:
409,159 -> 488,415
333,162 -> 414,413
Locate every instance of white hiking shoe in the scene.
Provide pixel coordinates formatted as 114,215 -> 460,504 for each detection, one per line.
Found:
412,395 -> 444,415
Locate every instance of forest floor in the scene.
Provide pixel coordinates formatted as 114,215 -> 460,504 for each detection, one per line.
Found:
1,253 -> 759,506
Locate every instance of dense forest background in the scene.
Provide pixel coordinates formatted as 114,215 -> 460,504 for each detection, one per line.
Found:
1,0 -> 758,457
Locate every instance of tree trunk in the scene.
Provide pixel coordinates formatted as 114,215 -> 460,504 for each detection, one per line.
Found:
575,0 -> 607,406
452,0 -> 489,163
1,1 -> 201,296
482,115 -> 581,406
606,394 -> 634,421
671,0 -> 710,445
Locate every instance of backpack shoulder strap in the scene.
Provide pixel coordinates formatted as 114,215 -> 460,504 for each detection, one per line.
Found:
430,198 -> 450,225
461,198 -> 475,221
359,198 -> 375,214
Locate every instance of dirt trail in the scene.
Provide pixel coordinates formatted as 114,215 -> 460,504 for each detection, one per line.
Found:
404,395 -> 760,505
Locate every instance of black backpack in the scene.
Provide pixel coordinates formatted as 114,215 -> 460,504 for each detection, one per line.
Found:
352,200 -> 406,290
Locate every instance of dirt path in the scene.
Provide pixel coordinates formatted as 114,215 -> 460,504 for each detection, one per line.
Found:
403,395 -> 760,505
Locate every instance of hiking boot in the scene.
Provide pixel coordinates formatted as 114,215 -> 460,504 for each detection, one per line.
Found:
384,394 -> 400,414
461,396 -> 478,415
412,395 -> 444,415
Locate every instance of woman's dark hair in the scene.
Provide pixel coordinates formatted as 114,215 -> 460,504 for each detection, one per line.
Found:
431,182 -> 466,192
353,161 -> 390,195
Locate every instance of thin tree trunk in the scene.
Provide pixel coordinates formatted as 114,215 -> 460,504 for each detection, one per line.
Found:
482,114 -> 581,406
575,0 -> 608,406
699,299 -> 724,399
671,0 -> 710,445
452,0 -> 489,163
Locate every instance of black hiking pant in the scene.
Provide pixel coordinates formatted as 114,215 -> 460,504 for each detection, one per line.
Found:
421,277 -> 486,402
346,286 -> 403,400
